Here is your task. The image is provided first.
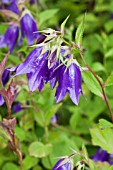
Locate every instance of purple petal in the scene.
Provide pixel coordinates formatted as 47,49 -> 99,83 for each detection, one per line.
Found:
7,2 -> 19,14
12,102 -> 24,113
15,47 -> 43,76
0,25 -> 19,53
20,13 -> 40,45
55,66 -> 67,103
55,63 -> 82,105
27,50 -> 49,91
0,95 -> 4,106
52,158 -> 71,170
67,63 -> 82,105
2,69 -> 10,86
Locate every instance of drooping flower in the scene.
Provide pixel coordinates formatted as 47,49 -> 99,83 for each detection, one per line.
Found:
55,63 -> 82,105
1,0 -> 19,14
52,158 -> 72,170
20,10 -> 40,45
0,24 -> 19,53
12,47 -> 50,91
0,69 -> 10,106
12,102 -> 24,113
91,147 -> 113,165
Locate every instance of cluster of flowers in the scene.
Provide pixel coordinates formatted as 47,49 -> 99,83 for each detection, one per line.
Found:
11,42 -> 83,105
0,0 -> 40,53
0,1 -> 83,105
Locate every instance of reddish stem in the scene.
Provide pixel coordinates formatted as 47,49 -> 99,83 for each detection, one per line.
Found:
80,52 -> 113,122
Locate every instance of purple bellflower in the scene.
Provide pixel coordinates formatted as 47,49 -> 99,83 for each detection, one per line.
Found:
91,147 -> 113,165
53,158 -> 72,170
20,10 -> 40,45
12,102 -> 24,113
0,24 -> 19,53
12,47 -> 50,92
55,63 -> 82,105
1,0 -> 19,14
0,69 -> 10,106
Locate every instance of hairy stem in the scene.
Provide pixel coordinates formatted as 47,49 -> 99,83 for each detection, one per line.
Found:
80,52 -> 113,122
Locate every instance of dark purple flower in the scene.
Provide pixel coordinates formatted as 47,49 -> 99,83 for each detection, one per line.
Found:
0,69 -> 10,106
55,63 -> 82,105
2,0 -> 19,14
91,147 -> 113,165
20,12 -> 40,45
2,68 -> 10,86
29,0 -> 35,5
53,158 -> 72,170
12,102 -> 24,113
13,47 -> 50,91
0,24 -> 19,53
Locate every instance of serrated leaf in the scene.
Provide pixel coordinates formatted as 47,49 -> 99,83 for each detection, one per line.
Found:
82,71 -> 103,97
75,13 -> 86,47
29,142 -> 53,158
90,126 -> 113,153
39,9 -> 59,26
105,74 -> 113,86
61,15 -> 70,35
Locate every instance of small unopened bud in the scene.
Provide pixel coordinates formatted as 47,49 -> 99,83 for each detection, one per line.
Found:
76,161 -> 85,170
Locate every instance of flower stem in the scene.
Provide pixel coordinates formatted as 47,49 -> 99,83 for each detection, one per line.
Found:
80,52 -> 113,122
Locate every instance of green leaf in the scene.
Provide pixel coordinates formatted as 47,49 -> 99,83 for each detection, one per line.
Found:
29,142 -> 53,158
99,119 -> 113,129
2,162 -> 19,170
39,9 -> 59,26
75,13 -> 86,47
23,155 -> 38,169
82,71 -> 103,97
90,125 -> 113,153
105,74 -> 113,86
69,108 -> 81,130
61,15 -> 70,35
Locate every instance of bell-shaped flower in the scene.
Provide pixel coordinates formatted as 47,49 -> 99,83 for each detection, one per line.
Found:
55,63 -> 82,105
2,0 -> 19,14
13,47 -> 50,91
0,24 -> 19,53
20,10 -> 40,45
91,147 -> 113,165
52,158 -> 72,170
0,69 -> 10,106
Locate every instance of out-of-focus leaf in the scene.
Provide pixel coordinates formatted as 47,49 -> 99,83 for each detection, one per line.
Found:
99,119 -> 113,129
39,9 -> 59,26
90,125 -> 113,153
29,142 -> 53,158
82,71 -> 103,98
22,155 -> 38,169
69,108 -> 81,130
91,62 -> 105,72
105,48 -> 113,58
2,162 -> 19,170
105,74 -> 113,87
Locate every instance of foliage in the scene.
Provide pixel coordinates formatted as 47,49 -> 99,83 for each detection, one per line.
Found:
0,0 -> 113,170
